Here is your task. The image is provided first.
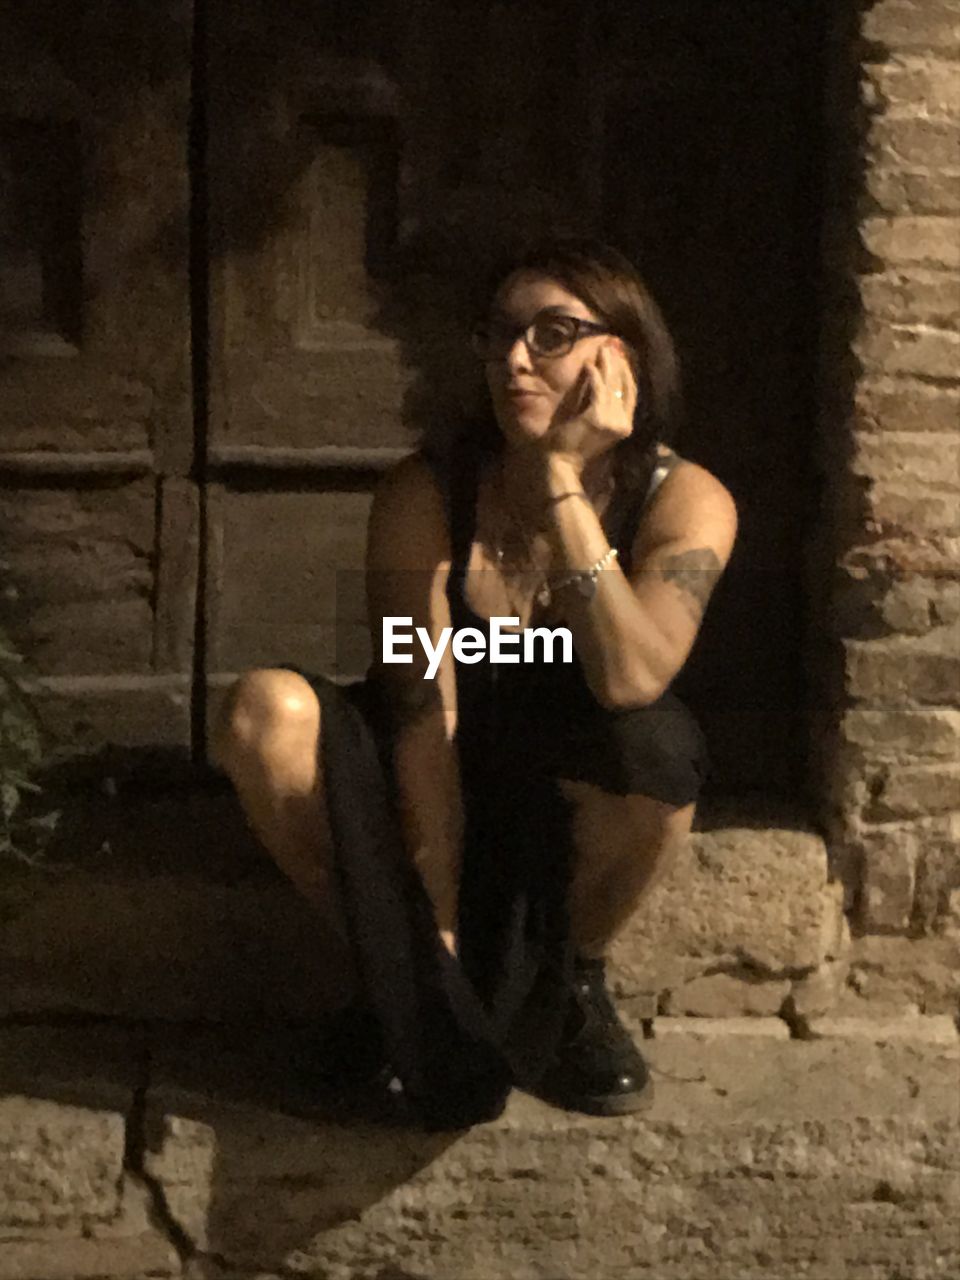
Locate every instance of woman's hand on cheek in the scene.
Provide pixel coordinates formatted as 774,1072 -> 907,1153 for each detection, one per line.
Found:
542,339 -> 636,473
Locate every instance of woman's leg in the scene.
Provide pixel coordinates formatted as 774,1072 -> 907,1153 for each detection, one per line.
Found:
211,668 -> 355,973
557,778 -> 696,959
529,778 -> 689,1114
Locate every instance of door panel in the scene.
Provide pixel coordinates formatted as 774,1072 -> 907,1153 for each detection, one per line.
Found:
207,0 -> 416,468
205,485 -> 372,678
0,3 -> 195,757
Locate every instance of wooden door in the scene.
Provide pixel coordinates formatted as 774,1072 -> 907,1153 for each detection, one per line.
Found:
2,1 -> 821,801
0,3 -> 196,763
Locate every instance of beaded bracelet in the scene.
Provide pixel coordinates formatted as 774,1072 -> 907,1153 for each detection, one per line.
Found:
551,546 -> 619,600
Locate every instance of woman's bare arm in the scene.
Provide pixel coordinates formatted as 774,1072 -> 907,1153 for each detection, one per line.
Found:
365,454 -> 463,950
540,455 -> 737,709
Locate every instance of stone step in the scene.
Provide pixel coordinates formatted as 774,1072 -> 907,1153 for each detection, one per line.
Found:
0,1021 -> 956,1279
0,789 -> 845,1023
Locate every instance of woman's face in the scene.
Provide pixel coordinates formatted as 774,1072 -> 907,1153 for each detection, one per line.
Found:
482,271 -> 617,447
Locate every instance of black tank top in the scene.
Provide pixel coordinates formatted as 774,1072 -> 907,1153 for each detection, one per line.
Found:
425,445 -> 684,792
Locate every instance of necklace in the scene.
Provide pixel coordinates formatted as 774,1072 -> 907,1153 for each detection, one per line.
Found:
491,460 -> 555,609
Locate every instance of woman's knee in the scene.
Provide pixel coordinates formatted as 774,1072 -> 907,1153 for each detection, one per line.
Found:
213,668 -> 320,771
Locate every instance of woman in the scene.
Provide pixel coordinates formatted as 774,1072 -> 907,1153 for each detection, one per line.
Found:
213,238 -> 738,1129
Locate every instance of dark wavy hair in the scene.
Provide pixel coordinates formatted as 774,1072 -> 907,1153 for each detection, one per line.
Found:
464,236 -> 686,558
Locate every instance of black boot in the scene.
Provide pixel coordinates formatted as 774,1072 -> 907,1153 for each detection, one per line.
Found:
530,956 -> 653,1116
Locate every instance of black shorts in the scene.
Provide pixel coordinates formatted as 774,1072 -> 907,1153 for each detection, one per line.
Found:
517,687 -> 711,807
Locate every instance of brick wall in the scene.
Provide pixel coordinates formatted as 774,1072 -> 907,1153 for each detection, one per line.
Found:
809,0 -> 960,937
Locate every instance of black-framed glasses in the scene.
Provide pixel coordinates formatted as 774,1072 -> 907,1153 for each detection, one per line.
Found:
470,311 -> 614,361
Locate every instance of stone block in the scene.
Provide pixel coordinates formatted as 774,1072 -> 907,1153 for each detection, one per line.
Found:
854,319 -> 960,380
867,484 -> 960,536
914,822 -> 960,932
845,624 -> 960,705
870,576 -> 957,634
23,674 -> 192,753
854,376 -> 960,433
139,1030 -> 959,1278
651,1017 -> 790,1040
0,1173 -> 178,1276
871,762 -> 960,818
870,115 -> 960,170
867,59 -> 960,116
943,886 -> 960,935
859,825 -> 919,929
0,1237 -> 180,1280
859,267 -> 960,325
0,1097 -> 125,1231
611,820 -> 845,1000
850,537 -> 960,578
664,973 -> 790,1018
880,575 -> 960,633
852,430 -> 960,489
830,569 -> 960,643
867,165 -> 960,213
842,707 -> 960,760
0,1028 -> 137,1234
862,215 -> 960,269
807,1013 -> 959,1047
863,1 -> 960,52
848,933 -> 960,1013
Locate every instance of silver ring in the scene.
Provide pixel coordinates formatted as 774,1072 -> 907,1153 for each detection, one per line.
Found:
614,390 -> 624,400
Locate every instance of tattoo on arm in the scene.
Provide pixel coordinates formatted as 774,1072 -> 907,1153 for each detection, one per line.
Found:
660,548 -> 723,622
384,676 -> 442,732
